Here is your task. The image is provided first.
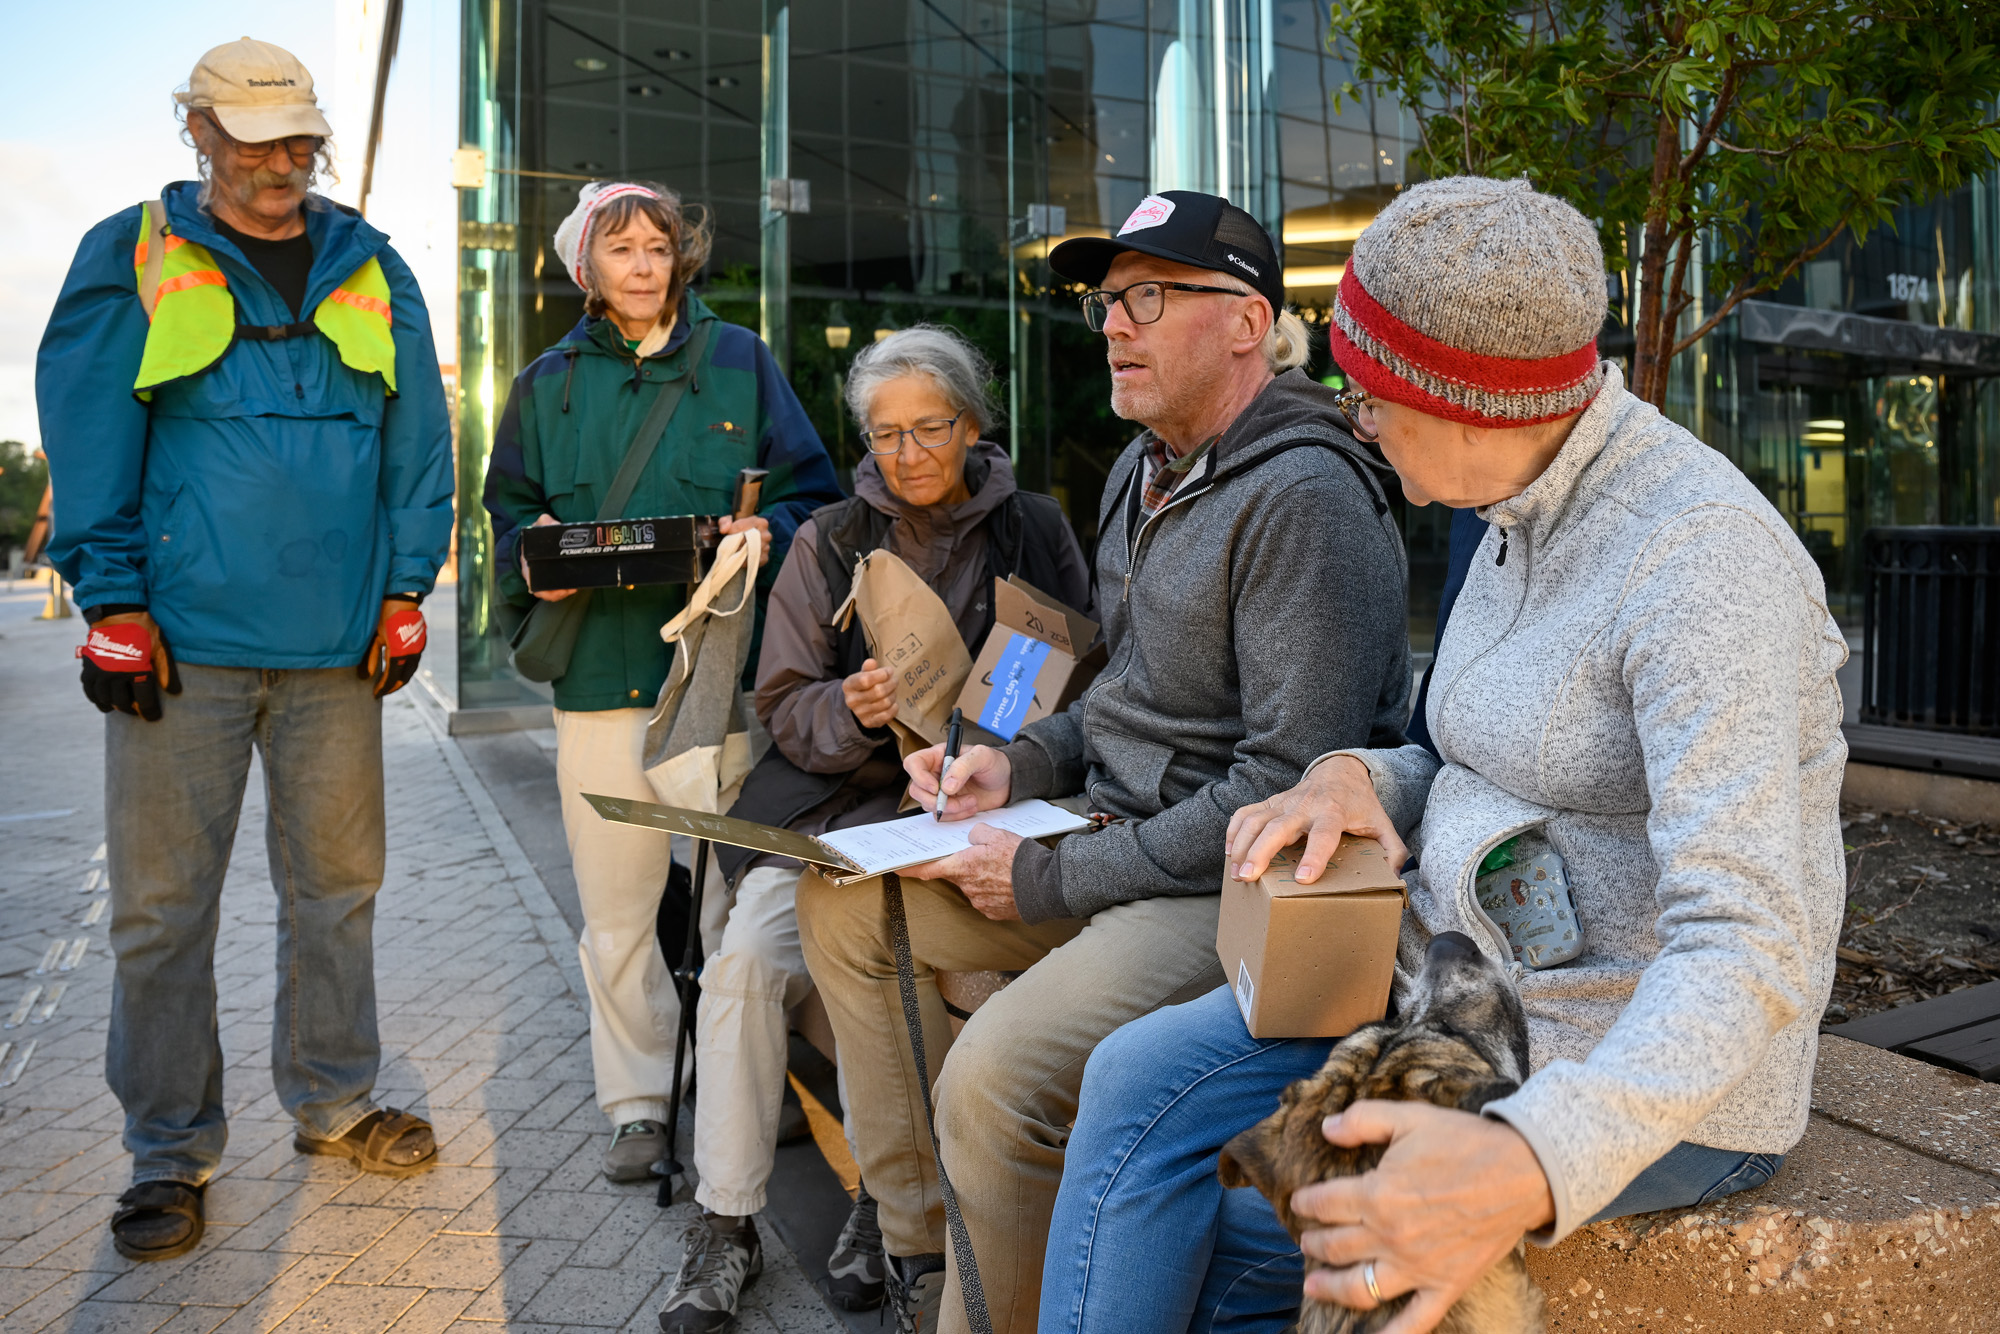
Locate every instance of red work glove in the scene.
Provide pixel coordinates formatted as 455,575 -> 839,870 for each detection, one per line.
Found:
360,595 -> 427,698
77,610 -> 180,722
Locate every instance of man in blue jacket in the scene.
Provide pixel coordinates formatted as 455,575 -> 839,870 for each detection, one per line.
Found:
37,38 -> 454,1262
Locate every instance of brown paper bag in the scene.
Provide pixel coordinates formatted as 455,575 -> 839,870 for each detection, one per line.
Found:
836,549 -> 971,752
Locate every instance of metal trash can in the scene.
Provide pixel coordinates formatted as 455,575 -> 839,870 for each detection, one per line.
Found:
1861,526 -> 2000,735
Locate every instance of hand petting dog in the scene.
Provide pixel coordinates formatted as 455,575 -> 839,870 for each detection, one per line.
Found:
1220,932 -> 1550,1334
1295,1103 -> 1553,1332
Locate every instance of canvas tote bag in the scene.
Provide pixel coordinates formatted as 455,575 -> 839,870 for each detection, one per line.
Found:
641,527 -> 770,813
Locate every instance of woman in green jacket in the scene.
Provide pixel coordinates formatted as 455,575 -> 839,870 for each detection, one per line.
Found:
482,181 -> 841,1182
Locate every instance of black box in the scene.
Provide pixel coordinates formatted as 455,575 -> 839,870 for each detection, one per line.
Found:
520,515 -> 722,591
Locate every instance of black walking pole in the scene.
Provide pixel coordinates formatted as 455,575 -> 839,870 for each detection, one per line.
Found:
657,837 -> 710,1206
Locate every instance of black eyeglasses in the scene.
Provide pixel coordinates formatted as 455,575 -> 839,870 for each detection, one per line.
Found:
862,408 -> 966,455
202,111 -> 324,163
1080,280 -> 1250,332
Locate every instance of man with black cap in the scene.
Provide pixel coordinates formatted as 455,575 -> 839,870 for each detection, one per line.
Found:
795,190 -> 1412,1333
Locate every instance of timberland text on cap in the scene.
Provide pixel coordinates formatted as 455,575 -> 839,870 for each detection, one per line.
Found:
175,37 -> 334,145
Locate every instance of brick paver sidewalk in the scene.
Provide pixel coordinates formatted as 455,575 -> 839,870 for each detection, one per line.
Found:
0,594 -> 841,1334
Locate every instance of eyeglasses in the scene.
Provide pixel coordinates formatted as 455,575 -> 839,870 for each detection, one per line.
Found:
862,408 -> 966,455
1333,387 -> 1380,442
202,111 -> 324,163
1080,280 -> 1249,332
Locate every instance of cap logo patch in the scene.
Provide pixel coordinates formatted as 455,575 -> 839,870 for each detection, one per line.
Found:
247,78 -> 299,87
1118,195 -> 1176,236
1226,252 -> 1261,278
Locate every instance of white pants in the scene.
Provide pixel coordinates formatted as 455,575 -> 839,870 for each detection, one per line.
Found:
692,864 -> 817,1215
555,707 -> 729,1126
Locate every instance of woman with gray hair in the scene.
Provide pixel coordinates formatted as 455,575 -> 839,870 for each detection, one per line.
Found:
655,324 -> 1093,1332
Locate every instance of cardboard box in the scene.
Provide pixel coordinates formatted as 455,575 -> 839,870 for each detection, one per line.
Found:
1217,840 -> 1406,1039
957,577 -> 1106,745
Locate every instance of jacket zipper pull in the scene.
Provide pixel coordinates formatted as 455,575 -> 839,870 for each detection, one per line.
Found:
1495,528 -> 1509,567
1122,570 -> 1132,603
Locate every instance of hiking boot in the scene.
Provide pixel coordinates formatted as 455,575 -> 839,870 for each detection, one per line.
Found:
821,1183 -> 885,1310
885,1252 -> 945,1334
659,1213 -> 762,1333
603,1120 -> 668,1183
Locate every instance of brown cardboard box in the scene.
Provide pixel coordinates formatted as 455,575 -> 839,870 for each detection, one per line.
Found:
956,576 -> 1105,745
1217,839 -> 1406,1039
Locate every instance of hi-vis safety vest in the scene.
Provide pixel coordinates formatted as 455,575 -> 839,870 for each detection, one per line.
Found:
130,198 -> 398,401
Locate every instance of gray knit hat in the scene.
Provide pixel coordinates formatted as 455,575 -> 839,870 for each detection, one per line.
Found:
1328,176 -> 1608,426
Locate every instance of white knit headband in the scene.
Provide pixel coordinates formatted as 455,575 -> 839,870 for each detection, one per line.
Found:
552,182 -> 663,291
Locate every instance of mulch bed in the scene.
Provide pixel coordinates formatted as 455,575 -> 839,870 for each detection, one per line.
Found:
1828,804 -> 2000,1026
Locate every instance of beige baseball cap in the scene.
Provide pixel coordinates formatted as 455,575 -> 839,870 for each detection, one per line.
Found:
175,37 -> 333,142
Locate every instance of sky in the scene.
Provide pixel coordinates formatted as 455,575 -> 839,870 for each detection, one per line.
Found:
0,4 -> 339,450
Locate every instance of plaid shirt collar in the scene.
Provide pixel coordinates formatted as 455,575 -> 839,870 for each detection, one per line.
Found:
1139,434 -> 1218,520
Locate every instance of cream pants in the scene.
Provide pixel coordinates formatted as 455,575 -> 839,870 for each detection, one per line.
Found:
554,707 -> 728,1126
691,864 -> 816,1215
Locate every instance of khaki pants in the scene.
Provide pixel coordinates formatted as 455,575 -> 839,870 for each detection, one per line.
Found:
692,865 -> 813,1215
797,870 -> 1224,1334
555,707 -> 728,1126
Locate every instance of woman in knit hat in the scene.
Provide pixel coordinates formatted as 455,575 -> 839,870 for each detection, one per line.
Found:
482,181 -> 841,1199
1040,177 -> 1845,1333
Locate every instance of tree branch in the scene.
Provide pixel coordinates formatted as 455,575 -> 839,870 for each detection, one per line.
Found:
1668,227 -> 1850,359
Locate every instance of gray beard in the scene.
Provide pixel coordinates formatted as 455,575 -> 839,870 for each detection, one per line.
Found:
196,156 -> 314,215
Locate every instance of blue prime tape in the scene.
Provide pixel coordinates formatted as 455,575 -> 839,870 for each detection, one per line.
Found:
977,634 -> 1053,739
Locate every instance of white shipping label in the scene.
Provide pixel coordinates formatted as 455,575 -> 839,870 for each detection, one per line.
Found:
1234,958 -> 1255,1024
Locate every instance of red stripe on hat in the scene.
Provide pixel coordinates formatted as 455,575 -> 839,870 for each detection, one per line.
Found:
1338,266 -> 1599,394
1326,317 -> 1590,429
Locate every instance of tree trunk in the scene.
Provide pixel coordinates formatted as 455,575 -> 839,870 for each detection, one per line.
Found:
1630,111 -> 1682,410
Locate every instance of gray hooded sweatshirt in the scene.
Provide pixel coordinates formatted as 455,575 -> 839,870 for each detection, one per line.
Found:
1004,369 -> 1412,922
1338,364 -> 1848,1241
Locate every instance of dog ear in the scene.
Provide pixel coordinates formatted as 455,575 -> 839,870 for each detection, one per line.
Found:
1217,1121 -> 1279,1198
1454,1078 -> 1521,1114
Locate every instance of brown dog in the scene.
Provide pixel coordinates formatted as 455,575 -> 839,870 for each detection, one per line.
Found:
1218,931 -> 1546,1334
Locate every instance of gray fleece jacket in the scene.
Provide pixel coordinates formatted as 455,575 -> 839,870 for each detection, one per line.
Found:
1005,369 -> 1412,922
1338,364 -> 1847,1241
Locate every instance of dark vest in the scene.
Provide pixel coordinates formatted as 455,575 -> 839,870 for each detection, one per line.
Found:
718,487 -> 1077,882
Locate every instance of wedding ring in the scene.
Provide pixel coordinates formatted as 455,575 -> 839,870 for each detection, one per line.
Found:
1363,1260 -> 1384,1305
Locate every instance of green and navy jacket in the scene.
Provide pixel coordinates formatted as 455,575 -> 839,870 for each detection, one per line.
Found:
37,181 -> 454,666
483,298 -> 843,711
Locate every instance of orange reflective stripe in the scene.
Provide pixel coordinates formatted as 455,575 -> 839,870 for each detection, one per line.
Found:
156,269 -> 229,298
133,233 -> 192,266
324,286 -> 393,326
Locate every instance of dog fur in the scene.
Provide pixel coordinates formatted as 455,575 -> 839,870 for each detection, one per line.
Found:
1217,931 -> 1548,1334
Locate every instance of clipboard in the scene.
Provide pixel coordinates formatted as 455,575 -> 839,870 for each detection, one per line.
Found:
582,792 -> 1089,885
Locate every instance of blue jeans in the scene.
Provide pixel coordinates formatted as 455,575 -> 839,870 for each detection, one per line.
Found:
105,664 -> 387,1185
1041,986 -> 1785,1334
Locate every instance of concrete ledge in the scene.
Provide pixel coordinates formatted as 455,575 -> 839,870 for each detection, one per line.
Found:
1841,760 -> 2000,826
1528,1036 -> 2000,1329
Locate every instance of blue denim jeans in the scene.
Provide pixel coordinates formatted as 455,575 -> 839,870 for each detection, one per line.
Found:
104,663 -> 387,1185
1041,986 -> 1785,1334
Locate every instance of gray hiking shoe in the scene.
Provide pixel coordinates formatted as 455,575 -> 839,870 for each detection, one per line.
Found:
886,1252 -> 945,1334
603,1120 -> 667,1183
659,1214 -> 762,1333
822,1183 -> 885,1310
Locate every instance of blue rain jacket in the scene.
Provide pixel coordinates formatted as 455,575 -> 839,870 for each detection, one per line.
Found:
37,181 -> 454,668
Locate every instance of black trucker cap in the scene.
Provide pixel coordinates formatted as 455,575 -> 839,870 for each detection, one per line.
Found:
1048,191 -> 1285,315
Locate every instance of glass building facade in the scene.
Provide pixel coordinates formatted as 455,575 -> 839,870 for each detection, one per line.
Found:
450,0 -> 2000,717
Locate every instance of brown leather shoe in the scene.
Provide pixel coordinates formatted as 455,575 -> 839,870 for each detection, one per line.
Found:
295,1107 -> 437,1177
